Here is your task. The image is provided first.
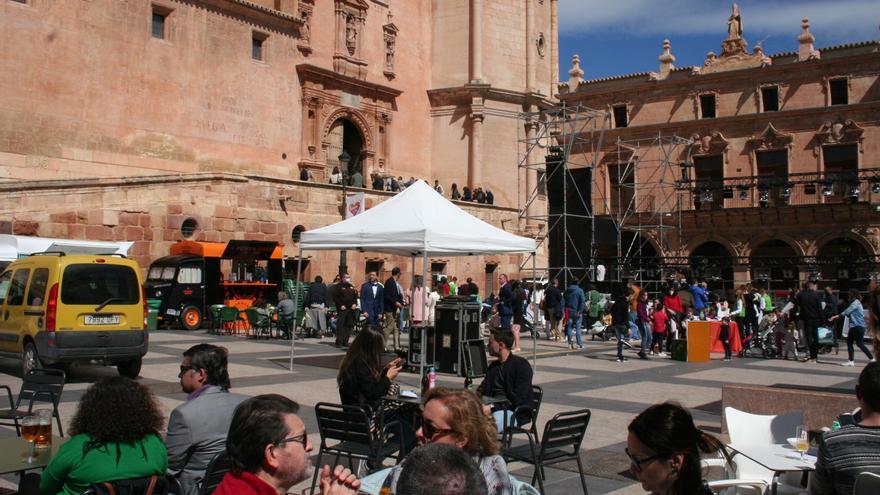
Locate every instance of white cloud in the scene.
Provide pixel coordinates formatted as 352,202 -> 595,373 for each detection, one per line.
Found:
558,0 -> 880,40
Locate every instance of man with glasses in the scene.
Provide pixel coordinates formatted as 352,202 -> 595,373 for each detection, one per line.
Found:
166,344 -> 248,495
215,394 -> 360,495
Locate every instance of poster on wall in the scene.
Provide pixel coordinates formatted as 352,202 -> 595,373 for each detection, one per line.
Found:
345,192 -> 365,218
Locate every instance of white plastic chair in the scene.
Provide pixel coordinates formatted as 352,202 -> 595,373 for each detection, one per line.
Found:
724,407 -> 806,494
702,457 -> 769,494
853,472 -> 880,495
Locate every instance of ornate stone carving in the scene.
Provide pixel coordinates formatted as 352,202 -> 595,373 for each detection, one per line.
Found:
536,32 -> 546,58
567,54 -> 584,88
700,4 -> 771,74
690,131 -> 730,155
746,124 -> 793,152
345,14 -> 358,55
815,118 -> 864,146
296,0 -> 314,55
853,227 -> 880,254
383,12 -> 398,79
333,0 -> 369,79
797,17 -> 821,61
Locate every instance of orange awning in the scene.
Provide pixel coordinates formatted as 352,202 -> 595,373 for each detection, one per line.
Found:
170,240 -> 282,260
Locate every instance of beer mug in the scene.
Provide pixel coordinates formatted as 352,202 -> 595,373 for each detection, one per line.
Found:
34,409 -> 52,449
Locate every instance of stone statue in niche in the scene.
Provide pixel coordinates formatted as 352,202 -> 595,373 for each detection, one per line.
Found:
385,35 -> 395,70
727,3 -> 743,39
345,14 -> 357,55
299,7 -> 311,42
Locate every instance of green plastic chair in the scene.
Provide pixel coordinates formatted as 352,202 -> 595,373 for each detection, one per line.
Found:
244,308 -> 272,339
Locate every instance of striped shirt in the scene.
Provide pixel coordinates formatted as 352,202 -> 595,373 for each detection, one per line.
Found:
810,424 -> 880,495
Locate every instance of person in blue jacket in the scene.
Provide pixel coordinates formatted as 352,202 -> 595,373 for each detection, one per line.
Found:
564,281 -> 585,350
690,279 -> 709,318
360,271 -> 385,326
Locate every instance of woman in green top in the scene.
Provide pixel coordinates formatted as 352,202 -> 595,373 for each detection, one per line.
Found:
38,376 -> 168,495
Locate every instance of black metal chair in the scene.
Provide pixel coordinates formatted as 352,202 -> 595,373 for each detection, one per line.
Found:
502,409 -> 592,495
501,385 -> 544,450
0,368 -> 65,437
309,402 -> 404,495
82,474 -> 169,495
197,450 -> 232,495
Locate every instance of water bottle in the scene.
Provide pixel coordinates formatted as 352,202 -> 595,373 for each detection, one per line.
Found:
428,367 -> 437,390
464,369 -> 474,391
831,420 -> 841,430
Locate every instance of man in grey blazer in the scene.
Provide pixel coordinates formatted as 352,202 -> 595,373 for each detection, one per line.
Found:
166,344 -> 248,495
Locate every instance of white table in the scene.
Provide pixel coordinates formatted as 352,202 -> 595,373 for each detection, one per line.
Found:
728,443 -> 816,472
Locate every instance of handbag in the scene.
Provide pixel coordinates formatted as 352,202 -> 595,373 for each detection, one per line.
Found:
842,317 -> 850,338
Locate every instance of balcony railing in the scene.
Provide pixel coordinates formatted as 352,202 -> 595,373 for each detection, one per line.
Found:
676,167 -> 880,210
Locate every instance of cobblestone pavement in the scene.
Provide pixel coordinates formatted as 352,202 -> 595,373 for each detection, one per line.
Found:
0,329 -> 863,494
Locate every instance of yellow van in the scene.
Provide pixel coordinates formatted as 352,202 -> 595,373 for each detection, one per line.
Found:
0,253 -> 148,378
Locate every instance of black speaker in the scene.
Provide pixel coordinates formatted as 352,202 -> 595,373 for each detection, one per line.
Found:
547,159 -> 592,279
408,326 -> 436,368
434,303 -> 481,375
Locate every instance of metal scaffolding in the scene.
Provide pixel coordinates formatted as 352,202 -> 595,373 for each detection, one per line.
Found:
516,101 -> 609,286
596,134 -> 692,284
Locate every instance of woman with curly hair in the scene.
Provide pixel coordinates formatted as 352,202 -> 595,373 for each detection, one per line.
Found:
626,402 -> 727,495
39,376 -> 167,495
378,387 -> 512,495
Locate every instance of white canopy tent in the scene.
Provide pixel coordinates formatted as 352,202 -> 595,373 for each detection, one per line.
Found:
291,180 -> 537,376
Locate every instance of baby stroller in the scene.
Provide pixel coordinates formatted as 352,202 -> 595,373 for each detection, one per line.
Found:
816,326 -> 835,354
741,323 -> 777,359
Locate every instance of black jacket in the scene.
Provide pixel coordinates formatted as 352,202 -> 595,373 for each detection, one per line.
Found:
611,298 -> 629,326
477,354 -> 534,424
338,358 -> 390,414
383,276 -> 403,310
795,289 -> 824,321
305,282 -> 327,306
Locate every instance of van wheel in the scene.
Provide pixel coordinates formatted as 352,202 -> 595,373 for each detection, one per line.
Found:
117,358 -> 142,379
22,342 -> 41,377
180,306 -> 202,331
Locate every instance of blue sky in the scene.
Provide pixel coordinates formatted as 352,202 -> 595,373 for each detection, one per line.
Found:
557,0 -> 880,81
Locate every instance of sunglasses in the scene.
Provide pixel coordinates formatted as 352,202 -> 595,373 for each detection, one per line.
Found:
178,366 -> 199,378
421,420 -> 455,440
276,432 -> 308,448
625,447 -> 663,471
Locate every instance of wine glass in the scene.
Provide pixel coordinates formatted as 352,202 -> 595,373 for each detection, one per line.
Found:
794,425 -> 809,461
21,416 -> 39,463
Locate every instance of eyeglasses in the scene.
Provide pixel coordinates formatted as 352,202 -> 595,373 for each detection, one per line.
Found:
625,447 -> 663,471
178,366 -> 199,378
421,420 -> 455,440
275,432 -> 308,448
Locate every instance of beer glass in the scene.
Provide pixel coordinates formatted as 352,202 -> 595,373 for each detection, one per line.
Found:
21,416 -> 39,463
35,409 -> 52,449
794,425 -> 809,460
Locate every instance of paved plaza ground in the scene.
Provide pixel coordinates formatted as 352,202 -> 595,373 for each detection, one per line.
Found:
0,329 -> 864,494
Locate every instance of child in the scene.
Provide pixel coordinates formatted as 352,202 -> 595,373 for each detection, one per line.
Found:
651,302 -> 668,355
719,316 -> 733,362
783,320 -> 800,360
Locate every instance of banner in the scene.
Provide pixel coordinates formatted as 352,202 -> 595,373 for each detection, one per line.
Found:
345,192 -> 365,219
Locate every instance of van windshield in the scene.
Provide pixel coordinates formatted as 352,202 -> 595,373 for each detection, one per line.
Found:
147,266 -> 176,281
61,264 -> 140,305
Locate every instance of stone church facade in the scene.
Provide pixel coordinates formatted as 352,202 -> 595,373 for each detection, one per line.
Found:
0,0 -> 558,289
559,8 -> 880,290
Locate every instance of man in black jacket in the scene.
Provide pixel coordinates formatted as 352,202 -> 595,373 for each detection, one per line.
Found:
477,328 -> 533,431
543,279 -> 563,341
383,267 -> 405,351
795,280 -> 825,361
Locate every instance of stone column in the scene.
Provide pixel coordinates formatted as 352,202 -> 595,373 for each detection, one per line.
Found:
525,0 -> 534,93
550,0 -> 559,94
470,0 -> 483,83
468,112 -> 484,189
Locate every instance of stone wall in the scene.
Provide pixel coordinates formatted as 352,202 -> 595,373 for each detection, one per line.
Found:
0,173 -> 538,289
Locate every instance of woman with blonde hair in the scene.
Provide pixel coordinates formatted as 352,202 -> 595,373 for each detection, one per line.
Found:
379,387 -> 512,494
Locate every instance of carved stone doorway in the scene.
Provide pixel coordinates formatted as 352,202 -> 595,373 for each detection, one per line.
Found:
326,118 -> 364,175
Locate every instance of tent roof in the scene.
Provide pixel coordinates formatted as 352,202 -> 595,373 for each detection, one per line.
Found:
299,181 -> 535,256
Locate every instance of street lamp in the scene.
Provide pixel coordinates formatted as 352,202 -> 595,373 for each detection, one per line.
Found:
338,150 -> 351,276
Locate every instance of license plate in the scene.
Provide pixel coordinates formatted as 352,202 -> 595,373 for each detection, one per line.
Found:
166,308 -> 180,316
85,315 -> 120,325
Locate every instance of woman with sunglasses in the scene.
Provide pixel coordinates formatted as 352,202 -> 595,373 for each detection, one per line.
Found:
626,402 -> 727,495
378,387 -> 512,494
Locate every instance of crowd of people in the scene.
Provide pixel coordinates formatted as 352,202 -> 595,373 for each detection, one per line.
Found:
533,277 -> 879,366
301,166 -> 496,205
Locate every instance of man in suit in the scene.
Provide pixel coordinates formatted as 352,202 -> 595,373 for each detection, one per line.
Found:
167,344 -> 248,495
383,267 -> 405,351
360,271 -> 384,326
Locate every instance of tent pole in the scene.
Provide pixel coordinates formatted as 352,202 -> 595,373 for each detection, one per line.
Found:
289,248 -> 303,371
531,252 -> 537,373
420,246 -> 428,382
409,256 -> 416,328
